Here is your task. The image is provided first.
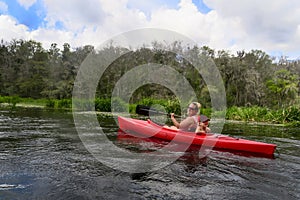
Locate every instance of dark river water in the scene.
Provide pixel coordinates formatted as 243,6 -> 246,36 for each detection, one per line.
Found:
0,107 -> 299,200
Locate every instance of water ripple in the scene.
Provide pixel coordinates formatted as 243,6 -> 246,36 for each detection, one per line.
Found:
0,108 -> 299,200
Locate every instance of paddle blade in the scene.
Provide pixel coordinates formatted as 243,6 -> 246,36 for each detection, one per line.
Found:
136,105 -> 152,116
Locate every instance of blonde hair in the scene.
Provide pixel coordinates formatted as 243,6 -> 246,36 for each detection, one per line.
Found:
192,102 -> 201,114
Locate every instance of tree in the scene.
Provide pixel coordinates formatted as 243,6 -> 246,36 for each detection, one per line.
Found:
0,38 -> 299,109
266,69 -> 299,107
0,40 -> 11,95
15,40 -> 49,98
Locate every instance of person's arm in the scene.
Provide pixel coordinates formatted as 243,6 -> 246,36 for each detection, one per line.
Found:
171,113 -> 180,128
205,127 -> 211,133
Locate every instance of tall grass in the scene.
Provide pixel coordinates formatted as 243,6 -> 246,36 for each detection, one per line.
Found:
0,96 -> 20,107
226,105 -> 300,124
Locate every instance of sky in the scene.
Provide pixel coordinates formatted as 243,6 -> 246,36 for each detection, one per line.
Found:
0,0 -> 300,59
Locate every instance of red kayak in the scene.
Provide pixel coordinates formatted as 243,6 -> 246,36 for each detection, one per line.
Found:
118,116 -> 277,156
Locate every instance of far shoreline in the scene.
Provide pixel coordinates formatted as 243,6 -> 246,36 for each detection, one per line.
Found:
1,102 -> 297,127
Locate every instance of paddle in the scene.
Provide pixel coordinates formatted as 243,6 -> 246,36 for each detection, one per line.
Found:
135,105 -> 180,117
136,105 -> 210,121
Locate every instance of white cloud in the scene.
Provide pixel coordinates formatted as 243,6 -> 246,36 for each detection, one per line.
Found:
42,0 -> 148,47
0,14 -> 71,50
148,0 -> 247,52
43,0 -> 106,31
0,1 -> 8,13
127,0 -> 179,15
203,0 -> 300,56
17,0 -> 37,10
0,0 -> 300,58
30,28 -> 74,48
0,15 -> 30,41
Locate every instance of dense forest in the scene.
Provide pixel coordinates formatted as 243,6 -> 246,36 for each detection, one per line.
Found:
0,39 -> 299,110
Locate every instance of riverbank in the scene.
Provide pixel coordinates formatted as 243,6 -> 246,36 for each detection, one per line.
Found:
1,96 -> 299,126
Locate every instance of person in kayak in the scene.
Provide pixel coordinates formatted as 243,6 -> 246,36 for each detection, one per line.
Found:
170,102 -> 201,132
195,115 -> 211,134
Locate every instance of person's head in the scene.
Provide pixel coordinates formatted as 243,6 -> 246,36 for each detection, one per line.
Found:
187,102 -> 201,116
200,115 -> 210,126
202,120 -> 209,127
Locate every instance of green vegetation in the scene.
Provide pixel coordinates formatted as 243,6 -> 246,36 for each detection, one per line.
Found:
226,105 -> 300,124
0,96 -> 68,109
0,39 -> 299,126
134,99 -> 300,125
46,99 -> 72,109
1,96 -> 299,125
0,96 -> 20,108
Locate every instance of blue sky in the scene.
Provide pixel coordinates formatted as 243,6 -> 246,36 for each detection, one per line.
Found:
0,0 -> 211,31
192,0 -> 211,13
0,0 -> 299,59
0,0 -> 45,30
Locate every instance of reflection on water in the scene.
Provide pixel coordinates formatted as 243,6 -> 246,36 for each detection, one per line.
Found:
0,108 -> 299,199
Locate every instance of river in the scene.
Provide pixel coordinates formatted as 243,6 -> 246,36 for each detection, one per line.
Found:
0,107 -> 299,200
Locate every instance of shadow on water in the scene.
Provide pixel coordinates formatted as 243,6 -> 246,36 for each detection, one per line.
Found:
0,108 -> 299,199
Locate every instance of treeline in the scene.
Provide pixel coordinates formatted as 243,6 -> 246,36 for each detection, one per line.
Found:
0,39 -> 299,109
0,39 -> 94,99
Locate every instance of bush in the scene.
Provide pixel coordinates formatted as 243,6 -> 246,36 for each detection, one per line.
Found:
46,99 -> 56,108
95,98 -> 111,112
226,105 -> 300,124
0,95 -> 20,107
286,106 -> 300,122
57,99 -> 72,109
226,106 -> 241,120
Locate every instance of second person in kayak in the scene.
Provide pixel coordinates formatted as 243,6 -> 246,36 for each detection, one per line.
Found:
170,102 -> 201,132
